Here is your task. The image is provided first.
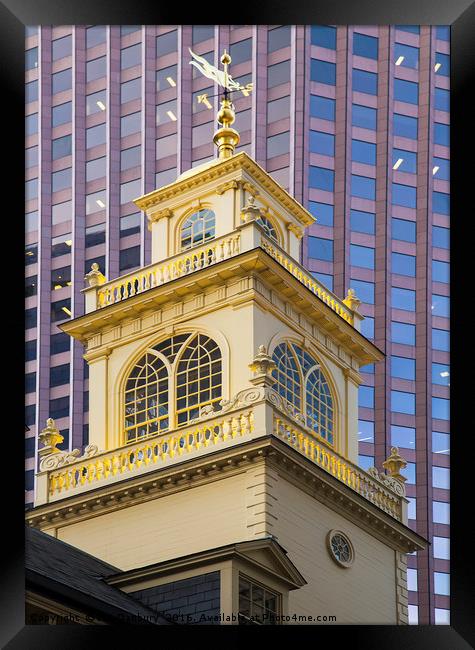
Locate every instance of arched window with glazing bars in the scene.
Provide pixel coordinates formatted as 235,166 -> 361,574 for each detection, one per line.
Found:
272,341 -> 334,444
124,332 -> 222,443
180,209 -> 216,251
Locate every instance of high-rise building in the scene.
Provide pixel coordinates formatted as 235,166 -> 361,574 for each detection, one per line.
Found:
25,24 -> 450,625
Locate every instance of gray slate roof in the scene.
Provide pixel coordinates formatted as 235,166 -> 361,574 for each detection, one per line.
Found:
26,526 -> 171,625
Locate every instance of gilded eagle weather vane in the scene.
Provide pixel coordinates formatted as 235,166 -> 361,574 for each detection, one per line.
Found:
188,48 -> 254,159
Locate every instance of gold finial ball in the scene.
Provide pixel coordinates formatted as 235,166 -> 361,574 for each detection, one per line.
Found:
217,103 -> 235,126
221,51 -> 231,66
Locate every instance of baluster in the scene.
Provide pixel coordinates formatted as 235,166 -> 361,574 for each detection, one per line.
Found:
96,459 -> 104,482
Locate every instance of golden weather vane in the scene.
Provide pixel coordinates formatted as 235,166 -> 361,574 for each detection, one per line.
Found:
188,48 -> 254,160
189,48 -> 254,97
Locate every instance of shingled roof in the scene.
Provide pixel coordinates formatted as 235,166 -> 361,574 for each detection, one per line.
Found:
26,526 -> 172,625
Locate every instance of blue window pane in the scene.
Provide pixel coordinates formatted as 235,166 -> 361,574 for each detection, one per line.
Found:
396,26 -> 420,34
308,237 -> 333,261
309,166 -> 334,191
312,272 -> 333,291
311,59 -> 336,85
352,139 -> 376,165
392,287 -> 416,311
434,572 -> 450,596
432,157 -> 449,180
392,252 -> 416,276
394,79 -> 419,105
391,390 -> 415,414
359,455 -> 374,470
358,419 -> 374,443
433,501 -> 450,524
352,104 -> 377,130
391,356 -> 416,380
392,149 -> 417,173
26,80 -> 38,103
432,397 -> 449,420
392,183 -> 416,208
433,191 -> 450,215
394,43 -> 419,69
310,131 -> 335,156
433,431 -> 450,454
52,102 -> 72,127
52,68 -> 72,94
432,260 -> 450,283
436,26 -> 450,41
359,386 -> 374,408
404,463 -> 417,484
392,321 -> 416,345
353,33 -> 378,59
433,467 -> 450,490
351,175 -> 375,200
392,218 -> 416,242
308,201 -> 334,226
350,209 -> 375,234
26,47 -> 38,70
434,123 -> 449,146
350,279 -> 374,304
361,316 -> 374,339
311,25 -> 337,49
432,226 -> 449,249
435,88 -> 450,112
52,135 -> 72,160
393,113 -> 418,139
431,294 -> 449,317
350,244 -> 374,269
435,52 -> 450,76
391,425 -> 416,449
432,362 -> 450,386
26,113 -> 38,136
353,69 -> 378,95
432,328 -> 449,351
310,96 -> 335,121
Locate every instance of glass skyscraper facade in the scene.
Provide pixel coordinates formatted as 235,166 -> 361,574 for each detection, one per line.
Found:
25,24 -> 450,625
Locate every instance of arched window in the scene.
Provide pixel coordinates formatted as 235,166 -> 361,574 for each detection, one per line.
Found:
125,352 -> 169,444
256,215 -> 278,243
176,334 -> 222,425
124,333 -> 222,443
181,209 -> 215,250
272,342 -> 334,444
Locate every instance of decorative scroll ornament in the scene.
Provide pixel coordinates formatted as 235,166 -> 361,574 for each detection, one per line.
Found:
367,466 -> 406,496
196,386 -> 306,431
39,444 -> 99,472
84,262 -> 107,287
38,418 -> 99,472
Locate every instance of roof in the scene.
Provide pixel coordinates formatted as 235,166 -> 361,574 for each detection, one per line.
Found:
25,526 -> 171,624
108,536 -> 307,591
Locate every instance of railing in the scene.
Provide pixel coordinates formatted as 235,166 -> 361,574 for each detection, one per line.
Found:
91,224 -> 354,326
47,408 -> 254,498
96,233 -> 241,308
260,239 -> 354,325
40,395 -> 403,524
273,416 -> 402,521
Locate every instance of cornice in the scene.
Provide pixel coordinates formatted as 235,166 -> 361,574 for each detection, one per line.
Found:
26,437 -> 425,554
60,247 -> 381,366
133,152 -> 315,227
